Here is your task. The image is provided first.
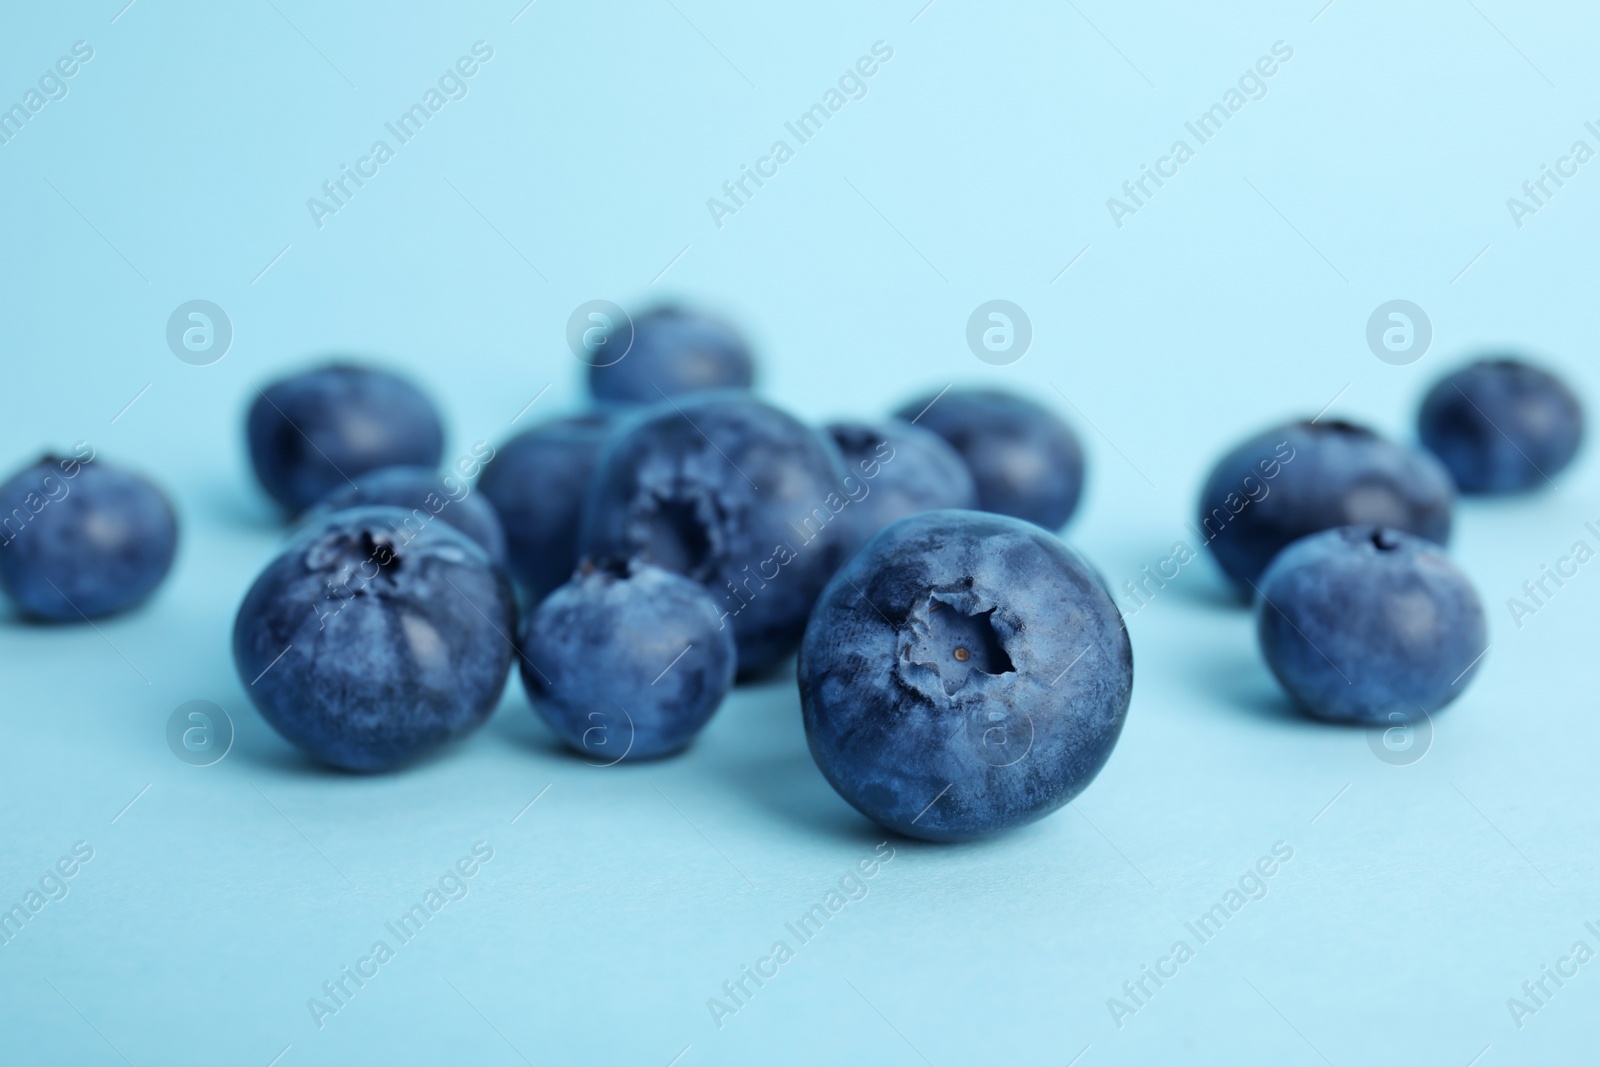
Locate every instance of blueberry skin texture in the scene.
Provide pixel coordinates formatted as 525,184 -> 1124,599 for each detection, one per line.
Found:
893,389 -> 1084,530
477,413 -> 618,600
1418,358 -> 1584,494
579,392 -> 850,676
1255,526 -> 1486,724
826,419 -> 979,559
0,456 -> 178,620
247,364 -> 445,514
1199,419 -> 1454,595
233,506 -> 515,772
588,306 -> 754,406
799,510 -> 1132,842
520,562 -> 736,760
304,466 -> 507,565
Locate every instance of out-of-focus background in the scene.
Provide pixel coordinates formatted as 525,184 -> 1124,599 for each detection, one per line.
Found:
2,1 -> 1597,1063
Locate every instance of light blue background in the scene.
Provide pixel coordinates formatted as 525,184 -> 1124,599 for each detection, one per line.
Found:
2,1 -> 1597,1063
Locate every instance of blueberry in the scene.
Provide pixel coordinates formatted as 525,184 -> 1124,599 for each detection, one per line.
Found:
893,389 -> 1085,530
588,306 -> 754,406
476,413 -> 618,600
246,364 -> 445,514
304,465 -> 507,565
1255,526 -> 1486,724
519,560 -> 736,760
825,419 -> 978,558
233,506 -> 515,772
579,392 -> 849,676
0,453 -> 178,621
1418,357 -> 1584,493
1198,419 -> 1454,595
799,509 -> 1132,841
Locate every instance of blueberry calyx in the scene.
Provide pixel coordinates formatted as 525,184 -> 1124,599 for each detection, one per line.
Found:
1369,528 -> 1402,551
899,592 -> 1017,697
578,556 -> 635,581
305,527 -> 404,589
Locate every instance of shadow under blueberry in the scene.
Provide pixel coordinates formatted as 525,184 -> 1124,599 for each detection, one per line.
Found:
486,689 -> 570,761
1164,565 -> 1250,610
713,748 -> 885,845
193,476 -> 283,534
1190,647 -> 1305,725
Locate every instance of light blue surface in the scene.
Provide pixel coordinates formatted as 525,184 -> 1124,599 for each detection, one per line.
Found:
2,1 -> 1597,1063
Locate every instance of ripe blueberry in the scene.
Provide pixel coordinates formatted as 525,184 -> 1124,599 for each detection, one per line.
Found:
233,506 -> 515,772
519,560 -> 736,761
1198,419 -> 1453,594
825,419 -> 978,560
1255,525 -> 1487,724
0,453 -> 178,621
579,392 -> 849,676
476,413 -> 618,600
246,364 -> 444,514
893,389 -> 1085,530
588,306 -> 754,406
1418,357 -> 1584,493
799,510 -> 1132,841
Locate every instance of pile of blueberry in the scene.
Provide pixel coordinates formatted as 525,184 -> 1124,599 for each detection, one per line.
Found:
0,309 -> 1584,843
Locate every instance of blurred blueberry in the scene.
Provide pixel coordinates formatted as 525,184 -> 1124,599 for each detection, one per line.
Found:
232,506 -> 515,772
304,465 -> 506,565
477,413 -> 618,600
1255,526 -> 1486,724
520,560 -> 736,760
826,419 -> 978,559
0,453 -> 177,620
579,392 -> 848,676
246,364 -> 445,514
894,389 -> 1084,530
588,306 -> 754,406
799,509 -> 1132,841
1198,419 -> 1454,595
1418,357 -> 1584,493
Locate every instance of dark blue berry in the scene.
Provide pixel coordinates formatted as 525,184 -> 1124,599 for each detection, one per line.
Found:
588,306 -> 754,406
1418,357 -> 1584,493
520,560 -> 736,760
799,509 -> 1132,841
579,392 -> 849,676
894,389 -> 1084,530
233,506 -> 515,772
246,364 -> 444,514
477,413 -> 618,600
0,452 -> 177,621
1255,525 -> 1486,724
825,419 -> 978,559
1198,419 -> 1453,594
